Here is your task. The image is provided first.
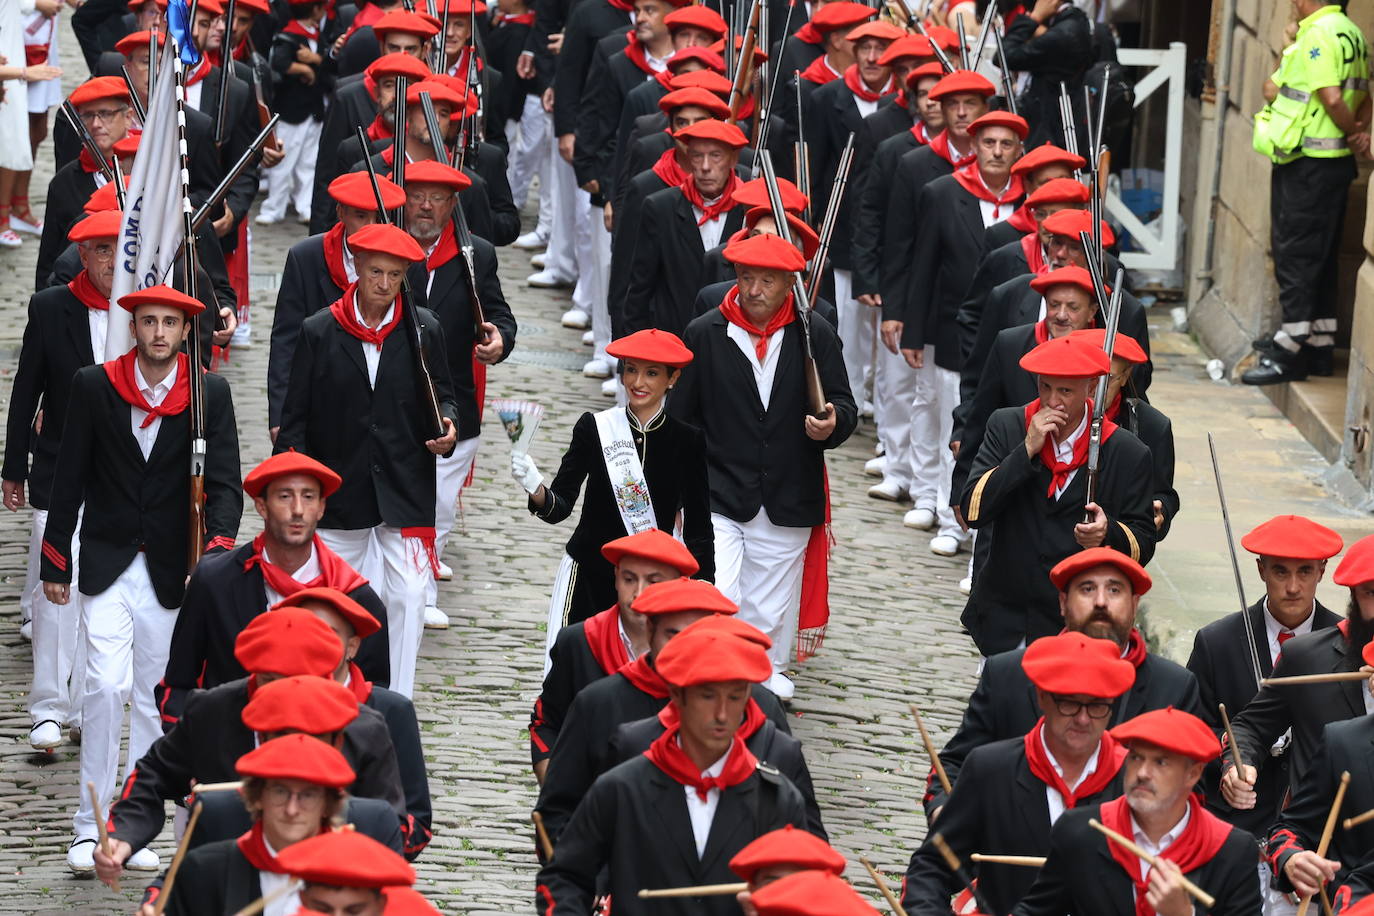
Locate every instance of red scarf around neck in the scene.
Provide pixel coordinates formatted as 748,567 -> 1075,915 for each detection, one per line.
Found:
243,532 -> 368,597
103,351 -> 191,428
184,55 -> 213,88
654,69 -> 676,92
238,821 -> 323,874
329,284 -> 404,346
643,725 -> 759,801
619,655 -> 671,699
365,112 -> 393,141
651,146 -> 688,188
1021,232 -> 1048,274
928,129 -> 975,168
322,224 -> 351,290
624,32 -> 659,76
495,11 -> 536,26
798,54 -> 840,85
842,64 -> 891,103
719,284 -> 796,360
794,21 -> 821,44
1099,795 -> 1231,916
582,605 -> 632,676
1022,397 -> 1117,498
952,161 -> 1024,220
658,696 -> 768,741
426,221 -> 459,270
606,0 -> 634,12
1121,628 -> 1148,667
283,18 -> 321,40
1023,717 -> 1125,809
680,172 -> 740,226
79,147 -> 113,175
68,271 -> 110,311
1005,203 -> 1037,235
346,660 -> 375,703
909,120 -> 931,146
892,88 -> 906,109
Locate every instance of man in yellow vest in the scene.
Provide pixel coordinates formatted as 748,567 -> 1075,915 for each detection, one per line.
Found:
1246,0 -> 1370,385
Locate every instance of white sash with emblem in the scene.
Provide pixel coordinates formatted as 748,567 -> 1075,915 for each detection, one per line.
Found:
593,407 -> 657,536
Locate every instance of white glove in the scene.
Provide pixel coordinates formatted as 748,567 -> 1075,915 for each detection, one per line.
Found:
512,452 -> 543,494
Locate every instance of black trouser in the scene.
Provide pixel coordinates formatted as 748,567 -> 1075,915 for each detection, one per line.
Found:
1269,154 -> 1357,352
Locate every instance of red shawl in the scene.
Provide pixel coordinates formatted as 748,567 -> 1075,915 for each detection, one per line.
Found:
1022,232 -> 1048,275
680,173 -> 740,226
329,285 -> 404,346
283,18 -> 321,40
794,21 -> 822,44
103,351 -> 191,428
606,0 -> 633,12
365,112 -> 392,141
651,147 -> 688,188
1099,795 -> 1231,916
1023,718 -> 1126,809
620,655 -> 671,699
643,725 -> 758,800
68,271 -> 110,311
1122,628 -> 1148,667
718,284 -> 795,360
1022,398 -> 1116,498
322,223 -> 351,290
184,55 -> 213,88
243,532 -> 368,597
951,161 -> 1024,221
79,147 -> 113,175
842,64 -> 891,102
495,11 -> 536,26
583,606 -> 632,675
654,69 -> 676,92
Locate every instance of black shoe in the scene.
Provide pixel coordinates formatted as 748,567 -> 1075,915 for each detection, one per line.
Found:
1309,346 -> 1335,377
1242,351 -> 1308,385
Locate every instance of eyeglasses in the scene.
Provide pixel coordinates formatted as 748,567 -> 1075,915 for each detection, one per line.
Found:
406,191 -> 453,207
264,784 -> 327,807
81,242 -> 117,260
79,107 -> 129,125
1050,694 -> 1113,719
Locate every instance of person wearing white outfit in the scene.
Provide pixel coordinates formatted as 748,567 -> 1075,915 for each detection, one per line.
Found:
0,1 -> 62,246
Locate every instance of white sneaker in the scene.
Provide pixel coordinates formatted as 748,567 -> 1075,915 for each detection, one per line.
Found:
529,269 -> 574,289
767,671 -> 795,701
254,212 -> 283,225
904,507 -> 937,530
601,378 -> 618,398
959,575 -> 973,595
512,229 -> 549,250
530,251 -> 547,269
867,478 -> 906,501
126,847 -> 160,871
874,442 -> 885,457
29,720 -> 62,750
583,358 -> 611,379
561,307 -> 590,328
423,606 -> 450,629
930,534 -> 964,557
861,400 -> 875,418
20,617 -> 31,640
66,837 -> 97,874
10,214 -> 42,235
436,561 -> 453,581
864,456 -> 886,478
581,330 -> 595,346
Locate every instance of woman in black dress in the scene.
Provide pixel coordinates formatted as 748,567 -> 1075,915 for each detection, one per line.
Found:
511,329 -> 713,626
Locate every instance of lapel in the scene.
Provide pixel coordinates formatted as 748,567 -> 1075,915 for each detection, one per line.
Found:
376,320 -> 409,384
198,71 -> 220,118
1012,751 -> 1053,841
330,315 -> 370,382
714,315 -> 766,414
952,188 -> 985,251
721,205 -> 746,240
834,84 -> 862,131
1333,636 -> 1365,718
144,401 -> 185,466
1013,284 -> 1042,326
228,845 -> 263,912
644,768 -> 703,876
672,190 -> 706,256
764,322 -> 800,415
101,364 -> 156,466
63,294 -> 96,366
1093,833 -> 1141,916
1249,601 -> 1277,675
699,778 -> 758,872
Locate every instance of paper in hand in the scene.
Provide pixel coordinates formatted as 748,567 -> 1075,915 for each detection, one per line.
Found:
493,399 -> 543,457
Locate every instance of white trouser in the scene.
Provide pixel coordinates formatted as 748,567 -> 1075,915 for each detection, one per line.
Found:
873,344 -> 918,493
507,98 -> 554,237
259,117 -> 323,221
909,361 -> 964,541
570,191 -> 596,315
544,143 -> 585,283
587,216 -> 613,362
712,510 -> 811,672
831,269 -> 875,407
28,507 -> 84,727
73,554 -> 177,839
319,526 -> 429,698
1259,861 -> 1295,916
424,436 -> 482,610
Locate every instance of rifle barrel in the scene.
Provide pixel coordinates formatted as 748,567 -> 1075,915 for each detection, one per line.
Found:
215,0 -> 237,146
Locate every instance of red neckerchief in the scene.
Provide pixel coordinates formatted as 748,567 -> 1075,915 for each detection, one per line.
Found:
654,69 -> 676,91
909,120 -> 931,146
719,284 -> 796,361
1022,232 -> 1048,274
365,113 -> 392,141
643,724 -> 759,800
658,696 -> 768,740
329,284 -> 404,346
680,173 -> 740,226
342,1 -> 387,43
243,532 -> 369,597
624,32 -> 658,76
233,37 -> 251,62
79,147 -> 112,175
495,11 -> 536,26
1005,203 -> 1037,234
927,129 -> 975,167
103,351 -> 191,428
798,54 -> 840,85
322,224 -> 351,290
842,64 -> 891,103
347,661 -> 374,703
892,88 -> 906,108
582,606 -> 632,675
1022,397 -> 1116,498
794,21 -> 821,44
952,161 -> 1024,220
68,271 -> 109,311
238,821 -> 323,874
283,18 -> 321,40
1100,795 -> 1231,916
448,47 -> 484,78
184,56 -> 213,88
1023,718 -> 1126,808
1122,628 -> 1147,667
426,221 -> 459,270
651,147 -> 688,187
1033,319 -> 1050,345
619,655 -> 671,699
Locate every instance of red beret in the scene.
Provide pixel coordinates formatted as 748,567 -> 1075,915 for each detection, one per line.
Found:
70,77 -> 131,109
631,577 -> 739,616
405,158 -> 474,191
879,35 -> 933,66
1240,515 -> 1344,560
237,0 -> 272,13
1335,534 -> 1374,586
970,110 -> 1029,140
924,24 -> 961,50
115,30 -> 166,55
1049,546 -> 1152,594
710,36 -> 768,65
273,586 -> 381,639
605,329 -> 696,370
905,61 -> 946,89
809,1 -> 876,34
275,829 -> 416,888
671,69 -> 734,95
724,231 -> 808,272
234,608 -> 343,677
68,210 -> 122,243
730,825 -> 846,882
374,10 -> 440,37
194,0 -> 225,14
435,0 -> 487,12
1025,177 -> 1090,208
1029,265 -> 1098,299
733,177 -> 807,214
407,78 -> 463,109
347,223 -> 426,262
1013,143 -> 1086,176
1040,208 -> 1116,247
674,118 -> 748,149
928,69 -> 996,101
1070,328 -> 1147,365
655,629 -> 772,686
382,888 -> 442,915
329,171 -> 406,211
675,613 -> 772,649
658,86 -> 731,119
1111,707 -> 1221,763
846,20 -> 905,43
241,675 -> 359,734
667,46 -> 726,73
666,5 -> 727,37
235,733 -> 355,787
243,451 -> 342,499
366,52 -> 434,82
600,528 -> 700,572
113,134 -> 141,158
84,179 -> 129,214
1022,631 -> 1136,698
117,284 -> 206,316
751,870 -> 882,916
742,206 -> 820,260
1018,334 -> 1110,378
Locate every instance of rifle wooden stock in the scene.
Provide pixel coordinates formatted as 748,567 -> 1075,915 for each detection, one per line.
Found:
911,702 -> 951,795
1262,671 -> 1372,686
930,834 -> 996,916
727,0 -> 762,123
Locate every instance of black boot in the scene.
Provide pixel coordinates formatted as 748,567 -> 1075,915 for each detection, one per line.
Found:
1309,345 -> 1335,377
1242,346 -> 1309,385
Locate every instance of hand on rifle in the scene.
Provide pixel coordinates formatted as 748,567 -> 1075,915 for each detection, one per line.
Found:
517,52 -> 537,80
804,404 -> 837,442
1219,761 -> 1257,809
901,347 -> 923,369
94,838 -> 132,888
211,208 -> 236,238
260,143 -> 286,168
212,307 -> 237,348
1144,860 -> 1193,916
475,323 -> 504,364
1284,850 -> 1339,900
2,480 -> 25,511
426,418 -> 458,455
1073,502 -> 1107,548
43,581 -> 69,605
1024,402 -> 1068,458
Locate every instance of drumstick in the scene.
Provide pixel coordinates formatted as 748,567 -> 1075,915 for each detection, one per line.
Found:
232,878 -> 300,916
1088,819 -> 1215,908
86,781 -> 120,893
191,780 -> 244,793
637,882 -> 749,898
859,856 -> 909,916
532,811 -> 554,860
910,703 -> 952,796
1296,771 -> 1351,916
1218,703 -> 1244,774
1261,672 -> 1371,686
153,802 -> 203,916
971,853 -> 1047,867
1343,806 -> 1374,830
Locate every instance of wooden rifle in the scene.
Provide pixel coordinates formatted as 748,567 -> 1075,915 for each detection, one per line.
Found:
805,131 -> 854,306
355,125 -> 447,439
417,91 -> 488,336
752,0 -> 769,150
122,65 -> 148,122
1208,431 -> 1264,689
63,100 -> 128,210
391,76 -> 409,228
1078,234 -> 1122,524
790,72 -> 811,220
758,151 -> 828,419
912,17 -> 955,73
990,21 -> 1017,115
1057,81 -> 1081,178
214,0 -> 237,147
726,0 -> 761,124
252,70 -> 278,151
176,61 -> 208,573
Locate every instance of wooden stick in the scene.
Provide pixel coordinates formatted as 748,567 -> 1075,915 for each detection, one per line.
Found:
152,802 -> 203,916
191,780 -> 244,793
1343,806 -> 1374,830
1321,885 -> 1335,916
1261,672 -> 1371,686
910,703 -> 951,796
1088,819 -> 1215,908
971,853 -> 1047,867
232,878 -> 300,916
637,882 -> 748,898
859,856 -> 909,916
1217,703 -> 1244,775
532,811 -> 554,860
86,781 -> 120,893
1297,770 -> 1351,916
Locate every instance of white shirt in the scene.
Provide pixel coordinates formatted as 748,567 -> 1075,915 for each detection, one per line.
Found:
681,738 -> 729,858
258,834 -> 301,916
131,358 -> 177,459
617,615 -> 640,662
1050,409 -> 1089,499
1038,723 -> 1102,825
694,199 -> 728,251
1262,597 -> 1314,662
261,542 -> 321,607
354,298 -> 395,387
726,321 -> 783,410
342,238 -> 358,284
646,50 -> 669,73
855,94 -> 879,118
1130,806 -> 1191,882
186,79 -> 204,112
88,308 -> 108,362
971,170 -> 1015,228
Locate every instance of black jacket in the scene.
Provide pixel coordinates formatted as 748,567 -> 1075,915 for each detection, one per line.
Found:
530,613 -> 624,765
671,307 -> 857,528
1118,397 -> 1180,540
553,0 -> 634,136
194,65 -> 263,231
851,114 -> 919,297
309,78 -> 379,234
35,162 -> 99,291
574,33 -> 650,195
269,29 -> 329,124
879,142 -> 959,322
267,233 -> 347,428
1003,6 -> 1096,150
